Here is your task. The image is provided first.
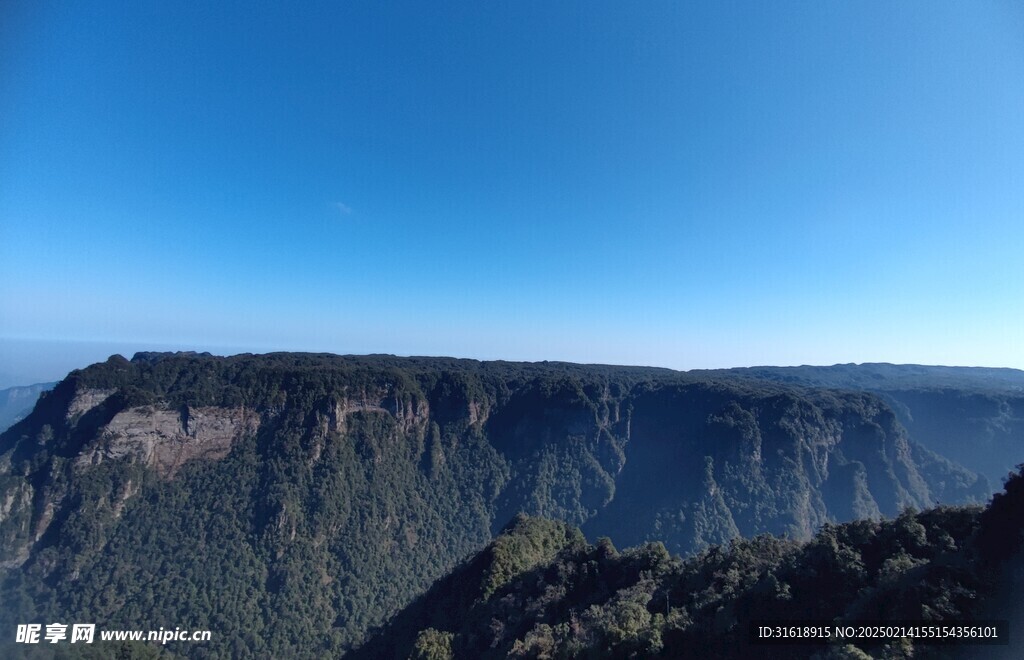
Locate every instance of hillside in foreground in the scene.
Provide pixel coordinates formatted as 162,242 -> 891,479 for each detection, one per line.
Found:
356,466 -> 1024,659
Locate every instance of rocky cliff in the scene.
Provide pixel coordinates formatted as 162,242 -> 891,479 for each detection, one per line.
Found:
708,363 -> 1024,486
0,353 -> 990,656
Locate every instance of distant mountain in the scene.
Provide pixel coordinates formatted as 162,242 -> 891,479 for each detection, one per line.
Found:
703,364 -> 1024,487
706,363 -> 1024,392
0,382 -> 55,433
355,468 -> 1024,659
0,353 -> 990,657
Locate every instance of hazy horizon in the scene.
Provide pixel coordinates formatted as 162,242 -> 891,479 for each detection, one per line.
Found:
2,336 -> 1022,391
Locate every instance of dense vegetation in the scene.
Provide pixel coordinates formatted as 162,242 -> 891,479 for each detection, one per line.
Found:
0,354 -> 1001,657
358,467 -> 1024,659
706,364 -> 1024,486
0,383 -> 55,434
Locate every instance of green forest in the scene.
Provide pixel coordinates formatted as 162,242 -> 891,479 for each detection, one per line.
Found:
358,465 -> 1024,659
0,353 -> 1017,658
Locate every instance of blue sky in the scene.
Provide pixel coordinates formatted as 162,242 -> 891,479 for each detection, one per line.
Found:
2,1 -> 1023,382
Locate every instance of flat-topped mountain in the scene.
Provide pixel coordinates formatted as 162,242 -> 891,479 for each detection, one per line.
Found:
0,353 -> 997,656
706,363 -> 1024,392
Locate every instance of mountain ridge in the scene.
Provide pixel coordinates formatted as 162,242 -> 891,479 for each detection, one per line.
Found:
704,363 -> 1024,486
0,382 -> 56,434
0,352 -> 1001,656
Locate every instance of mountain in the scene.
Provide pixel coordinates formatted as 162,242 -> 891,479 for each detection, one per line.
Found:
705,364 -> 1024,487
0,353 -> 992,656
0,382 -> 55,434
356,467 -> 1024,659
707,363 -> 1024,392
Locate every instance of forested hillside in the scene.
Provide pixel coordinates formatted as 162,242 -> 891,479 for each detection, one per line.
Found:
358,467 -> 1024,659
0,354 -> 994,656
0,383 -> 55,434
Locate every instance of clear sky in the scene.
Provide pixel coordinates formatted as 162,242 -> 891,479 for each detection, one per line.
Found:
2,1 -> 1023,383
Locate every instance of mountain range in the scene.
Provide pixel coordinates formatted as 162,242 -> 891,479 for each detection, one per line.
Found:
0,353 -> 1020,657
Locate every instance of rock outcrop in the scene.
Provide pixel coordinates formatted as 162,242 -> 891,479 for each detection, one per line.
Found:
76,405 -> 258,478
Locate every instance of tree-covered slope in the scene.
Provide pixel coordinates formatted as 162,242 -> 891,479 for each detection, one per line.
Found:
0,353 -> 991,656
0,382 -> 55,434
359,466 -> 1024,659
705,364 -> 1024,487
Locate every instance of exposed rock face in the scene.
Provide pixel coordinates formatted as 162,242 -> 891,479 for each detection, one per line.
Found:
0,353 -> 996,656
76,405 -> 259,478
0,375 -> 260,567
573,385 -> 979,553
328,390 -> 431,435
65,388 -> 116,423
703,364 -> 1024,487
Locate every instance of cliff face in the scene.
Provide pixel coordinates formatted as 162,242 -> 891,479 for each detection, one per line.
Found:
876,388 -> 1024,487
0,353 -> 989,655
583,385 -> 950,552
706,364 -> 1024,487
74,401 -> 258,477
